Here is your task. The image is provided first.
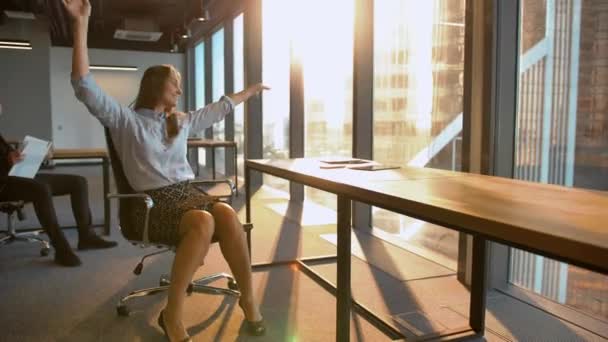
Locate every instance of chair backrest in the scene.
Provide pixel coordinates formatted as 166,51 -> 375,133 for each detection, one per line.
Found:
104,128 -> 134,195
104,128 -> 141,240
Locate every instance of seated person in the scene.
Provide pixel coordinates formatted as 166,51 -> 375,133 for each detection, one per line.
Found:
64,0 -> 269,339
0,106 -> 117,267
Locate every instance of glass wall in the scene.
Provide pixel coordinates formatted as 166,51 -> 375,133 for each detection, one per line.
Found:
509,0 -> 608,321
194,41 -> 206,163
211,28 -> 226,175
299,0 -> 355,209
261,0 -> 291,193
372,0 -> 466,268
233,14 -> 245,179
194,41 -> 206,110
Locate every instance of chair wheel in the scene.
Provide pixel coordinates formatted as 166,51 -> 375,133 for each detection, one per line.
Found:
116,305 -> 130,317
186,283 -> 194,295
228,280 -> 239,290
40,247 -> 50,257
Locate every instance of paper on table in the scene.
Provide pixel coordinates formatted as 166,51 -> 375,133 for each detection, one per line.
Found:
8,136 -> 52,179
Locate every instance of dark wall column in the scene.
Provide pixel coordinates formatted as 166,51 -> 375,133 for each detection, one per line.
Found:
352,0 -> 374,230
224,19 -> 236,177
204,36 -> 214,167
289,50 -> 305,201
243,0 -> 264,189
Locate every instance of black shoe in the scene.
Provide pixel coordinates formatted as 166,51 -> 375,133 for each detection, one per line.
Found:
78,234 -> 118,250
238,299 -> 266,336
54,249 -> 82,267
158,310 -> 192,342
244,319 -> 266,336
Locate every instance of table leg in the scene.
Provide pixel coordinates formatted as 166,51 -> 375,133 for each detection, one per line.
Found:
469,235 -> 487,335
211,147 -> 216,180
102,157 -> 111,236
196,147 -> 200,177
336,195 -> 351,342
234,146 -> 239,196
245,166 -> 251,223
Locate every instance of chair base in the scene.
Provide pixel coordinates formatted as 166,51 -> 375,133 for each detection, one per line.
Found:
0,230 -> 51,256
116,272 -> 241,316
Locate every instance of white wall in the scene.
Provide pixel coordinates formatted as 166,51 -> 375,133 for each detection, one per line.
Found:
0,19 -> 52,141
50,47 -> 185,148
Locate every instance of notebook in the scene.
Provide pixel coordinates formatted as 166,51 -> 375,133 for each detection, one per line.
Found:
8,136 -> 52,179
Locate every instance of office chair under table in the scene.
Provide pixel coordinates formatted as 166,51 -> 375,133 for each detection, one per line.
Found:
0,201 -> 51,256
103,129 -> 253,316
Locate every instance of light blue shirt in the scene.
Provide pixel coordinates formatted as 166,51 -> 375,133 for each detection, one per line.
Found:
72,73 -> 234,191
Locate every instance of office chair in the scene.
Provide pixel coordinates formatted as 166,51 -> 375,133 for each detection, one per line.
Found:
103,128 -> 253,316
0,201 -> 51,256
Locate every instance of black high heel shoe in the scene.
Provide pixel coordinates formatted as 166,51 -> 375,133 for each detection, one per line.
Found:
158,310 -> 193,342
238,300 -> 266,336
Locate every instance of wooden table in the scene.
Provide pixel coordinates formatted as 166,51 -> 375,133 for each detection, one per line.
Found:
245,158 -> 608,341
52,148 -> 111,235
187,139 -> 239,194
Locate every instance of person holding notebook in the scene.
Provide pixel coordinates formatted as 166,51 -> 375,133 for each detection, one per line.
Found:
0,104 -> 117,267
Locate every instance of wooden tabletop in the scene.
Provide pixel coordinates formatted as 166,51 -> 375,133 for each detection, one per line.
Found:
53,148 -> 108,159
6,139 -> 108,160
246,158 -> 608,274
187,139 -> 237,148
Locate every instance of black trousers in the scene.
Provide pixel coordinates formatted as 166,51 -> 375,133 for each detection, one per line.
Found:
0,173 -> 93,251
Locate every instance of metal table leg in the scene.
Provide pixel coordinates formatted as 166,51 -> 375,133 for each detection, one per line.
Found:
234,145 -> 239,196
102,157 -> 111,236
211,146 -> 217,180
245,166 -> 252,259
196,147 -> 200,176
336,195 -> 352,342
245,166 -> 251,223
469,235 -> 487,335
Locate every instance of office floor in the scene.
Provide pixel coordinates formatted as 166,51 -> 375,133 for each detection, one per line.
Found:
0,165 -> 605,341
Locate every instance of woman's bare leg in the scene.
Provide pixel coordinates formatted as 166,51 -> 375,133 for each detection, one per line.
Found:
211,202 -> 262,322
164,210 -> 215,341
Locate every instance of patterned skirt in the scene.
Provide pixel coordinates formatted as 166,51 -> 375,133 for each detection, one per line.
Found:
129,181 -> 218,246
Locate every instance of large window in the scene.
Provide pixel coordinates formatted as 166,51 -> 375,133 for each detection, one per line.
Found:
233,14 -> 245,179
509,0 -> 608,322
372,0 -> 466,268
194,41 -> 205,110
211,28 -> 226,175
261,0 -> 291,193
194,41 -> 206,163
300,0 -> 354,209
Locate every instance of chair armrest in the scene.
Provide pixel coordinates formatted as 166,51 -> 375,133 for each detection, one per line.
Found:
107,193 -> 154,245
190,179 -> 235,199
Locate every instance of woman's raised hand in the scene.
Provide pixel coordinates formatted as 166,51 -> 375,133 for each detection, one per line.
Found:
62,0 -> 91,22
227,83 -> 270,106
249,83 -> 271,97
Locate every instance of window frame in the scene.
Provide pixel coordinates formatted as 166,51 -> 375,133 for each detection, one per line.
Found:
488,0 -> 608,334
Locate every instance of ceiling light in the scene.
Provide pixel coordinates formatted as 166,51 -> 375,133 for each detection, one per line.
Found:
197,9 -> 210,22
179,25 -> 191,39
0,40 -> 31,46
4,10 -> 36,20
90,65 -> 138,71
0,45 -> 32,50
169,32 -> 178,52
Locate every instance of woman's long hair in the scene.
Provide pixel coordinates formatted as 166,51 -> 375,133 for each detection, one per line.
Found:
134,64 -> 181,139
134,64 -> 176,111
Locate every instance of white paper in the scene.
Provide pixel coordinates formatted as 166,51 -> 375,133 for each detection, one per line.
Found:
8,136 -> 51,179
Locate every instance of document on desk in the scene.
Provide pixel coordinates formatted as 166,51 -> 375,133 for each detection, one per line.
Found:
8,136 -> 52,179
